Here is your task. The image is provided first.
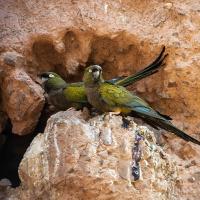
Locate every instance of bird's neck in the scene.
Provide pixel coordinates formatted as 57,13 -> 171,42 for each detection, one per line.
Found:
84,77 -> 104,89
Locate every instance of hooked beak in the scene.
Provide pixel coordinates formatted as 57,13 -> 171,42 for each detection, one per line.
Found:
41,76 -> 48,84
93,71 -> 100,80
36,74 -> 48,85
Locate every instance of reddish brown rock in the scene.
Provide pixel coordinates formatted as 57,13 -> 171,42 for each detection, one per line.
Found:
0,51 -> 25,68
1,68 -> 44,135
178,143 -> 199,160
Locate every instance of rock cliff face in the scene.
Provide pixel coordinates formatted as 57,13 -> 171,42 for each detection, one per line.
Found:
8,110 -> 177,200
0,0 -> 200,199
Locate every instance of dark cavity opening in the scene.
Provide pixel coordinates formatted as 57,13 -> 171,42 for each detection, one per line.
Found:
0,105 -> 50,188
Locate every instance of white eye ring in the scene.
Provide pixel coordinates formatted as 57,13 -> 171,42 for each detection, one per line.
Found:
89,69 -> 92,73
49,74 -> 55,78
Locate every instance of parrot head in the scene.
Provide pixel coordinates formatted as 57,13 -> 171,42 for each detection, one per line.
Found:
83,65 -> 103,86
40,72 -> 67,92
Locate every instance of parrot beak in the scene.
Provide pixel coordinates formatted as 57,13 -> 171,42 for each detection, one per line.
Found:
41,76 -> 48,83
35,75 -> 47,88
39,73 -> 49,85
91,65 -> 102,81
93,71 -> 100,80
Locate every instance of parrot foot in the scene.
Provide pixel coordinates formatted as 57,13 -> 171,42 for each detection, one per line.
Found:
108,111 -> 120,117
103,111 -> 120,121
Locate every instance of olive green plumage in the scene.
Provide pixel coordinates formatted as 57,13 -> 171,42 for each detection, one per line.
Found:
41,73 -> 88,110
41,46 -> 167,110
83,65 -> 200,146
42,72 -> 67,91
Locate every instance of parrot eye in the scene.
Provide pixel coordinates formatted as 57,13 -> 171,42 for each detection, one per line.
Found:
89,69 -> 92,73
49,74 -> 55,78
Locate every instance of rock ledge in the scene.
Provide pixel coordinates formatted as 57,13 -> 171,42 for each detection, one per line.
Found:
7,110 -> 177,200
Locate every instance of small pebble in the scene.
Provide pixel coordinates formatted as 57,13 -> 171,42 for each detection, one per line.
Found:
188,177 -> 195,183
0,178 -> 12,187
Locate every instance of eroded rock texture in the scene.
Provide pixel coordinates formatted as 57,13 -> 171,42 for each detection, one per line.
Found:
7,110 -> 177,200
1,67 -> 45,135
0,52 -> 45,135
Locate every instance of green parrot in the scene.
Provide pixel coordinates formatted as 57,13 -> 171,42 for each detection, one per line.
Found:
83,65 -> 200,146
41,46 -> 167,110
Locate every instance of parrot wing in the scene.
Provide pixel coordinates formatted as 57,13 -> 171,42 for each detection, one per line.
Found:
99,83 -> 200,145
107,76 -> 126,84
100,82 -> 171,121
63,83 -> 88,104
99,82 -> 151,108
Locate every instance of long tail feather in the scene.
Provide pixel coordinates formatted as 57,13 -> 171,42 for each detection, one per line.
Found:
131,109 -> 200,146
138,46 -> 166,73
156,120 -> 200,146
116,46 -> 168,87
132,50 -> 167,77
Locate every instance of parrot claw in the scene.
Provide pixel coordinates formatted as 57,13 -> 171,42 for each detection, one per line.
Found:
103,111 -> 120,121
108,111 -> 120,117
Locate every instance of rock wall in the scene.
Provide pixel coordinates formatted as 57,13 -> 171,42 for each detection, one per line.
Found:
0,0 -> 200,199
